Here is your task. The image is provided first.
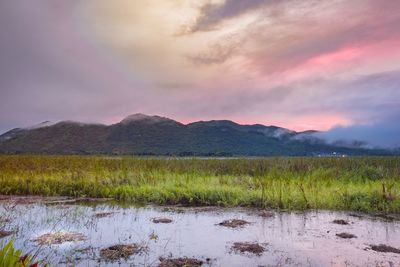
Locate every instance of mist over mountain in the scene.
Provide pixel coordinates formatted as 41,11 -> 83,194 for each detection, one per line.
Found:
0,114 -> 395,156
315,122 -> 400,149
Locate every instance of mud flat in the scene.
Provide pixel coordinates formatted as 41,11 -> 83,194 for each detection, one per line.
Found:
0,197 -> 399,266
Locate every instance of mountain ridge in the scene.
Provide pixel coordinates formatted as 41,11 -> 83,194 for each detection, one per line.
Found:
0,114 -> 395,156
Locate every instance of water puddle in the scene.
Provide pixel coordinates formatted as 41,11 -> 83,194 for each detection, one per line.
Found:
0,198 -> 399,266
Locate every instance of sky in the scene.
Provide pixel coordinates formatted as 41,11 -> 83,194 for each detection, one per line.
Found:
0,0 -> 400,146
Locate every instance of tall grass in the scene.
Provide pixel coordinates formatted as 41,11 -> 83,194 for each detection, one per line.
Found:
0,156 -> 399,213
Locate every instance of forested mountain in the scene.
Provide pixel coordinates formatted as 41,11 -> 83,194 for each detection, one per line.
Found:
0,114 -> 393,156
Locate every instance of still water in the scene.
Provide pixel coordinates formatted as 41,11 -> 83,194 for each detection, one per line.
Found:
0,198 -> 399,266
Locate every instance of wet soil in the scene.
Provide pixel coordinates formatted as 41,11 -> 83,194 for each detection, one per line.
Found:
100,244 -> 143,260
152,218 -> 173,224
158,257 -> 203,267
336,232 -> 357,239
217,219 -> 250,228
231,242 -> 266,255
370,244 -> 400,254
332,219 -> 350,225
32,232 -> 86,245
0,230 -> 13,238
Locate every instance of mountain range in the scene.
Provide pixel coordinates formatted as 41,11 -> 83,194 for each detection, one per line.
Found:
0,114 -> 395,156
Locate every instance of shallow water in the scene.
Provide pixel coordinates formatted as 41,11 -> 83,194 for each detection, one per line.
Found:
0,200 -> 399,266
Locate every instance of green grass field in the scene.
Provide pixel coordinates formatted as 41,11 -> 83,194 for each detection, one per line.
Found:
0,156 -> 399,213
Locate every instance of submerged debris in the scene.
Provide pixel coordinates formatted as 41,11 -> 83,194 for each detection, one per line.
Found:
370,244 -> 400,254
336,232 -> 357,239
53,205 -> 71,210
100,244 -> 143,260
161,207 -> 185,214
152,218 -> 173,224
158,257 -> 203,267
257,210 -> 274,218
231,242 -> 266,255
348,213 -> 363,218
14,196 -> 49,205
75,197 -> 114,203
44,197 -> 113,206
0,230 -> 13,238
193,207 -> 219,213
0,218 -> 11,223
161,206 -> 219,214
0,196 -> 113,205
218,219 -> 250,228
94,212 -> 116,218
372,213 -> 399,221
332,219 -> 350,225
33,231 -> 86,245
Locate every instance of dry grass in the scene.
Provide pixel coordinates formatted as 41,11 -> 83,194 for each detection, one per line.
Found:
158,257 -> 203,267
231,242 -> 266,255
32,231 -> 86,245
100,244 -> 142,260
217,219 -> 250,228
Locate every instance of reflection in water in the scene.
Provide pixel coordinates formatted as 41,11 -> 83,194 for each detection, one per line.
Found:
0,202 -> 399,266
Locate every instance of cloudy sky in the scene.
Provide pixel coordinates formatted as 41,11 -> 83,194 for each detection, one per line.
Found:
1,0 -> 400,146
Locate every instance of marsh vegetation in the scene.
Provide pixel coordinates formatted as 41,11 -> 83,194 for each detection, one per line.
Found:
0,156 -> 399,213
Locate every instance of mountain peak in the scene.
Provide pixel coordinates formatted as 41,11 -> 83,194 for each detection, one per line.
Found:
26,121 -> 55,130
120,113 -> 177,124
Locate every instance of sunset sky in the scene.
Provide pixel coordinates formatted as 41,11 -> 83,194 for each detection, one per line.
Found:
1,0 -> 400,146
